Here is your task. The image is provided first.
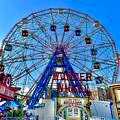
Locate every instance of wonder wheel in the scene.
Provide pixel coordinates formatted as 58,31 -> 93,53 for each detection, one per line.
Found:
0,8 -> 118,100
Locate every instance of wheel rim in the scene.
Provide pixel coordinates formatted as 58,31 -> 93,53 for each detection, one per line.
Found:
1,8 -> 118,95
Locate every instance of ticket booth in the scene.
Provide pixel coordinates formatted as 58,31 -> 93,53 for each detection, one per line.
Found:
56,97 -> 90,120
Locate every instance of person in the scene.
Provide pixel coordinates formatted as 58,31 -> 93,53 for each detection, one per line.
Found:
36,115 -> 39,120
15,106 -> 23,120
2,107 -> 11,120
26,110 -> 32,120
8,109 -> 13,120
0,110 -> 3,119
12,109 -> 17,120
23,110 -> 27,120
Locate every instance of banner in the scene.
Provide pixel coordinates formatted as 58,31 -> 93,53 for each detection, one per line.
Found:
98,87 -> 111,101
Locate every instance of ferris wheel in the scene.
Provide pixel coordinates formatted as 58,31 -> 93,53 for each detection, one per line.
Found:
0,8 -> 119,97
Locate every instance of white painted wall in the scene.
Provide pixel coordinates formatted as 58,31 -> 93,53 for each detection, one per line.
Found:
35,99 -> 55,120
90,100 -> 115,119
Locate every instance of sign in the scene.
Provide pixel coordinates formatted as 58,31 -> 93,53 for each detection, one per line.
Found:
0,85 -> 14,98
90,88 -> 99,100
57,97 -> 90,120
57,83 -> 87,93
52,72 -> 92,81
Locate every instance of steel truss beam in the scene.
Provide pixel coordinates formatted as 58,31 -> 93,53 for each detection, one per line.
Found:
28,47 -> 86,109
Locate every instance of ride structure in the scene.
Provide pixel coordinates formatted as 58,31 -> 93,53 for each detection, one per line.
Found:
0,8 -> 119,118
28,46 -> 87,108
0,65 -> 20,100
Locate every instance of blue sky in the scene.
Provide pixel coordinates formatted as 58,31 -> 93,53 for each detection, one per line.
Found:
0,0 -> 120,53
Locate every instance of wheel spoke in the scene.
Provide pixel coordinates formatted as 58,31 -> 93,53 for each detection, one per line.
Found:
1,8 -> 118,96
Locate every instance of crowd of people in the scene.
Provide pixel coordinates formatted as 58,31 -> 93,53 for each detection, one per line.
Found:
0,106 -> 38,120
